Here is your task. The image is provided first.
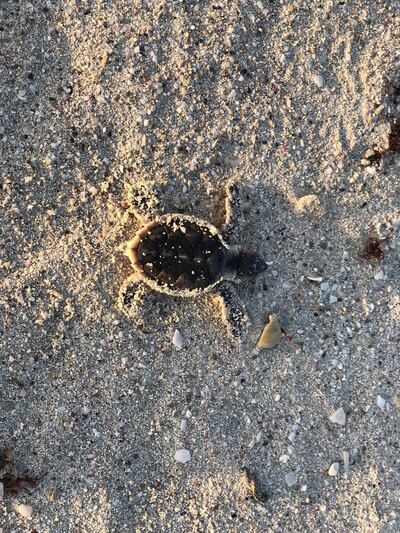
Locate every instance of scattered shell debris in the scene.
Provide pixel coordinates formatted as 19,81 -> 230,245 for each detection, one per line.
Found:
328,462 -> 340,477
2,2 -> 399,530
172,329 -> 183,350
174,448 -> 191,464
329,408 -> 346,426
257,314 -> 282,349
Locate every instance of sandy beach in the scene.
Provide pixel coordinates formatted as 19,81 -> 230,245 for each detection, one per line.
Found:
1,0 -> 399,531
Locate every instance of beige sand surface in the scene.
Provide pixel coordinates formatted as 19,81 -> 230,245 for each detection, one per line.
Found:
1,1 -> 399,531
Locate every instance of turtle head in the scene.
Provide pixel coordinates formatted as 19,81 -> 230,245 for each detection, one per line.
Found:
236,250 -> 267,279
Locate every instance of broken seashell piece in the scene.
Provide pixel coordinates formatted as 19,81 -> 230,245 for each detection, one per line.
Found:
257,314 -> 282,349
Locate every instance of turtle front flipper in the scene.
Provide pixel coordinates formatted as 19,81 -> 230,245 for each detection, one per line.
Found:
213,282 -> 249,340
222,179 -> 241,244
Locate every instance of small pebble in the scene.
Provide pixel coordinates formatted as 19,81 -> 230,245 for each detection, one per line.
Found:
0,482 -> 4,500
328,462 -> 339,476
14,503 -> 33,519
285,471 -> 297,487
257,314 -> 282,349
179,419 -> 187,431
172,329 -> 183,350
329,407 -> 346,426
377,395 -> 386,409
174,448 -> 191,464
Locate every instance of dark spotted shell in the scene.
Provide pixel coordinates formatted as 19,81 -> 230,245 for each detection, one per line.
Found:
132,218 -> 226,291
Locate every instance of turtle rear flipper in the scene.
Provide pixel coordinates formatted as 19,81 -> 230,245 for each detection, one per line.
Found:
118,273 -> 154,320
118,273 -> 172,332
213,282 -> 249,340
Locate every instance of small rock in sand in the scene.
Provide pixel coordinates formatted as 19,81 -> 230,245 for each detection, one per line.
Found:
174,448 -> 191,464
329,407 -> 346,426
0,482 -> 4,500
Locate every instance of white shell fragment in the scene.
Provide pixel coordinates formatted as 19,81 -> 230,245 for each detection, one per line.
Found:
174,448 -> 191,464
312,74 -> 324,88
14,503 -> 33,519
307,276 -> 323,283
377,395 -> 386,409
285,471 -> 297,487
172,329 -> 183,350
257,314 -> 282,349
343,451 -> 350,473
328,462 -> 339,476
329,407 -> 346,426
374,270 -> 387,281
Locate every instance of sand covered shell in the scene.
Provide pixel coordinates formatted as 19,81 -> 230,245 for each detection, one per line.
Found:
257,314 -> 282,349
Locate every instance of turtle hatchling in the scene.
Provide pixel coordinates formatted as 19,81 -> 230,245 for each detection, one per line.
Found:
118,181 -> 267,339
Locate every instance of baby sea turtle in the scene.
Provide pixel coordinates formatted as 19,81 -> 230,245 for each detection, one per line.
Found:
118,181 -> 267,339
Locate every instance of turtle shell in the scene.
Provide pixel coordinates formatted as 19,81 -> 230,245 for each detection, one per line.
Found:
128,216 -> 227,293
